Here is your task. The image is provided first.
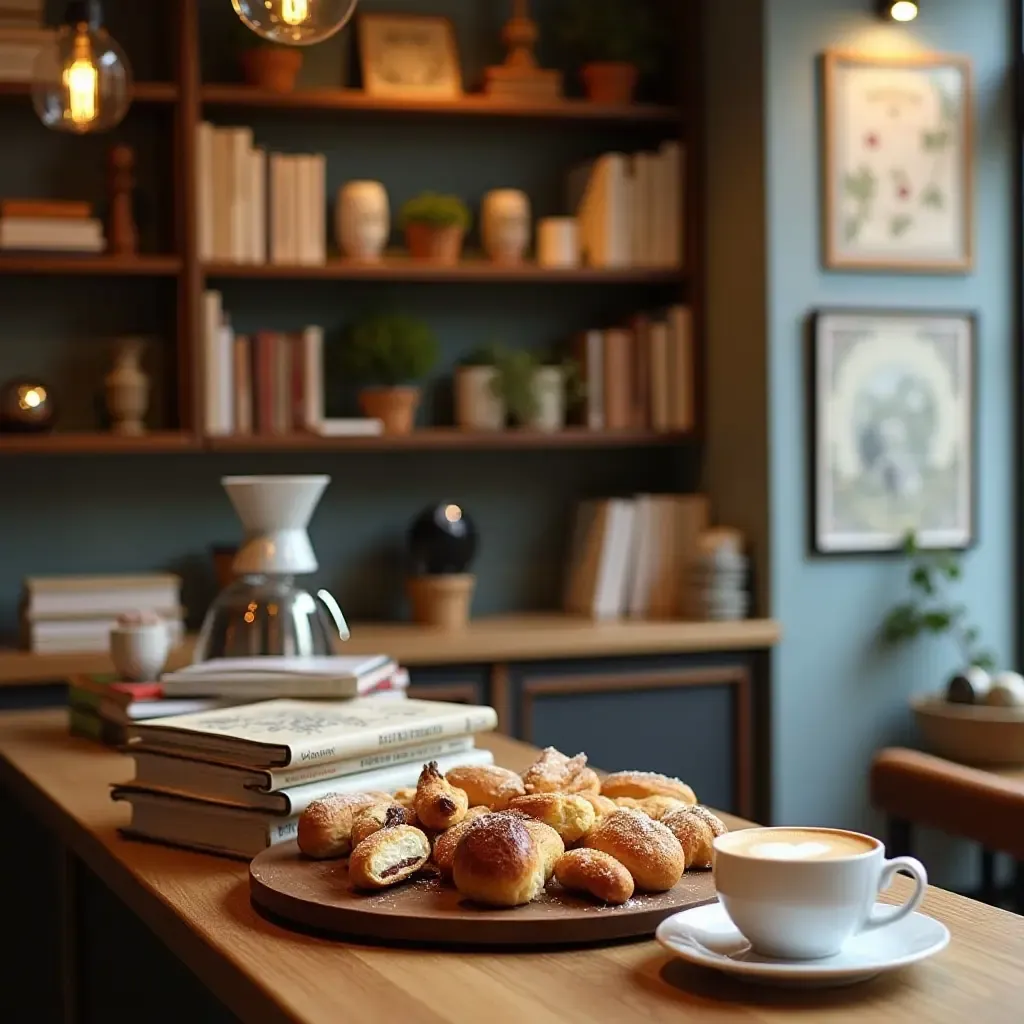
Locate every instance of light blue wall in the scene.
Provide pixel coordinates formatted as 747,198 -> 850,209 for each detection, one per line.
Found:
765,0 -> 1016,862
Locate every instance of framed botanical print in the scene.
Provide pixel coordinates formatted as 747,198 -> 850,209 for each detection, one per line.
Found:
358,14 -> 463,101
822,51 -> 973,272
810,309 -> 975,554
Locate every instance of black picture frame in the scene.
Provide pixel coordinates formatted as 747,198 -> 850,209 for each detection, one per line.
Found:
808,308 -> 978,556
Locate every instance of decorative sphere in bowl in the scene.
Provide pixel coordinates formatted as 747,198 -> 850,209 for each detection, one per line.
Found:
408,503 -> 478,575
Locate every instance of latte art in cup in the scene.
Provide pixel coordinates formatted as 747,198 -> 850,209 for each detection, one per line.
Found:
723,828 -> 876,861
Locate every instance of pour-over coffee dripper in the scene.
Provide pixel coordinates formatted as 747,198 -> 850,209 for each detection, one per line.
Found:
194,475 -> 349,662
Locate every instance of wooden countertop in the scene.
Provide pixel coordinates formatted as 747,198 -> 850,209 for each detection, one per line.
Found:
0,712 -> 1021,1022
0,614 -> 782,686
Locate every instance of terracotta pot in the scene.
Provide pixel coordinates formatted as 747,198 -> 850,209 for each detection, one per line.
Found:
406,574 -> 475,630
358,386 -> 420,435
581,62 -> 639,105
241,47 -> 304,93
404,223 -> 464,265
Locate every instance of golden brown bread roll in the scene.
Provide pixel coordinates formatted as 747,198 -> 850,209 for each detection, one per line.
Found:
661,805 -> 728,870
464,805 -> 491,822
445,764 -> 526,810
600,771 -> 697,805
581,793 -> 618,819
452,814 -> 546,907
634,795 -> 688,821
414,761 -> 469,831
349,817 -> 431,890
554,849 -> 634,905
583,808 -> 685,892
432,816 -> 484,882
508,792 -> 596,845
296,791 -> 389,860
392,787 -> 418,812
521,747 -> 598,795
350,801 -> 416,847
519,817 -> 564,880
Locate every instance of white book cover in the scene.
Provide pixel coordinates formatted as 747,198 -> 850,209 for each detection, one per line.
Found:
249,147 -> 267,264
228,126 -> 254,263
312,153 -> 327,263
598,498 -> 637,620
627,495 -> 655,618
130,697 -> 500,769
211,128 -> 233,261
301,325 -> 324,429
196,121 -> 215,262
316,419 -> 384,437
217,318 -> 235,434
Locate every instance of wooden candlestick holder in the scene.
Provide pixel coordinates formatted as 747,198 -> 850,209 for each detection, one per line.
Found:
108,143 -> 138,256
406,574 -> 476,630
484,0 -> 563,102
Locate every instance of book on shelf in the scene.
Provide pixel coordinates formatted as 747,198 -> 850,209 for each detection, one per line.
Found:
129,697 -> 500,769
0,215 -> 104,253
0,25 -> 53,82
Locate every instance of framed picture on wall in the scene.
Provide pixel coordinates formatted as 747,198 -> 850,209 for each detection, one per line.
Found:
358,13 -> 463,101
810,309 -> 976,555
822,51 -> 973,273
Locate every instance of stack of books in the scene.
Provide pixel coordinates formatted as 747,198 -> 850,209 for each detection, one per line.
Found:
112,696 -> 499,859
22,573 -> 184,654
0,198 -> 105,254
0,1 -> 52,85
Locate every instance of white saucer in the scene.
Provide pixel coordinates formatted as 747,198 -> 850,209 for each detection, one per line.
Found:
656,902 -> 949,988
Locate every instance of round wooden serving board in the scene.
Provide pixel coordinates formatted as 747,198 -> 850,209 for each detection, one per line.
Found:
250,841 -> 719,947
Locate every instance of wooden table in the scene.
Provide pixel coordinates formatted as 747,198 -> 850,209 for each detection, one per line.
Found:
1,711 -> 1022,1024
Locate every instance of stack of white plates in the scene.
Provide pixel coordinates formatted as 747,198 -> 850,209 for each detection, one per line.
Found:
687,529 -> 749,621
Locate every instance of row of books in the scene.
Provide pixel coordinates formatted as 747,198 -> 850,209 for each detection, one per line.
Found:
110,695 -> 500,859
196,123 -> 327,266
570,142 -> 684,270
22,573 -> 184,654
574,305 -> 694,433
0,198 -> 103,253
0,1 -> 50,84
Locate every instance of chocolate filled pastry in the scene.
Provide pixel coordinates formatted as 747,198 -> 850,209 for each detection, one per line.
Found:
581,793 -> 618,820
661,805 -> 728,870
446,764 -> 526,810
521,747 -> 599,796
350,801 -> 417,847
519,817 -> 565,880
508,793 -> 596,845
554,849 -> 634,905
583,808 -> 685,892
600,771 -> 697,806
431,816 -> 486,882
452,814 -> 546,907
349,812 -> 432,890
414,761 -> 469,831
297,791 -> 390,860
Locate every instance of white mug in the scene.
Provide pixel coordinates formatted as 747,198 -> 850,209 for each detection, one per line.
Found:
537,217 -> 580,268
110,621 -> 171,682
713,826 -> 928,960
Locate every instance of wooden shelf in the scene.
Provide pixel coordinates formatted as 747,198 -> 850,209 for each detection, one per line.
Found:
200,85 -> 680,124
0,255 -> 181,277
206,428 -> 691,453
0,81 -> 178,103
0,432 -> 198,455
203,257 -> 684,284
0,614 -> 781,686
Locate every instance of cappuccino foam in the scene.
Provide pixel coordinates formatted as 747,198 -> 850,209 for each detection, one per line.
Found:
723,828 -> 875,861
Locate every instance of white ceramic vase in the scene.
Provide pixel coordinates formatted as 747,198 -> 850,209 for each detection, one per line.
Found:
529,366 -> 566,432
222,475 -> 330,576
336,180 -> 390,262
455,366 -> 505,430
105,338 -> 149,435
482,189 -> 531,264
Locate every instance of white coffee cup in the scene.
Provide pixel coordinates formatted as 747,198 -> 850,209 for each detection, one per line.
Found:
712,826 -> 928,960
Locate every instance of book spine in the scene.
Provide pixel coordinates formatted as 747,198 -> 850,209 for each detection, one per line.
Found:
266,816 -> 299,845
284,707 -> 499,767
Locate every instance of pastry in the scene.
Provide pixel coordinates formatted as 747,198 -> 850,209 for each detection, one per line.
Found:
661,805 -> 728,870
464,805 -> 491,822
296,791 -> 390,860
446,764 -> 525,810
613,797 -> 644,810
452,814 -> 546,907
349,814 -> 431,890
350,801 -> 416,847
634,795 -> 688,821
392,787 -> 418,812
508,793 -> 596,845
581,793 -> 618,819
414,761 -> 470,831
554,849 -> 634,906
522,747 -> 599,795
600,771 -> 697,805
432,816 -> 485,882
520,817 -> 565,880
582,808 -> 685,892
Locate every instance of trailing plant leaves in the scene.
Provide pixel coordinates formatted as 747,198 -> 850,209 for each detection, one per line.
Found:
882,604 -> 922,644
910,564 -> 933,595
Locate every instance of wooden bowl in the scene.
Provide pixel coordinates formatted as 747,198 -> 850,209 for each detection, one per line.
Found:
912,695 -> 1024,766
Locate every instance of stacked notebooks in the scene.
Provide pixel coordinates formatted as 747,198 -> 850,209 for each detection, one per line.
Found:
112,697 -> 499,859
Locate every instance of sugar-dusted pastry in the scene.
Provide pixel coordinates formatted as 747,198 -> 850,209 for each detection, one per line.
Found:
581,793 -> 618,820
600,771 -> 697,806
464,805 -> 491,822
613,797 -> 644,810
583,808 -> 685,892
432,817 -> 480,882
349,814 -> 431,890
661,805 -> 728,870
414,761 -> 469,831
508,792 -> 596,845
392,787 -> 418,812
554,849 -> 634,906
350,801 -> 417,847
521,747 -> 599,796
297,791 -> 390,860
520,817 -> 565,880
452,814 -> 546,907
634,795 -> 688,821
446,764 -> 526,810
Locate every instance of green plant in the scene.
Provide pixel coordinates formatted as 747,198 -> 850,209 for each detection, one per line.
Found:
489,347 -> 540,425
558,0 -> 658,71
344,314 -> 439,387
399,192 -> 472,232
881,531 -> 994,671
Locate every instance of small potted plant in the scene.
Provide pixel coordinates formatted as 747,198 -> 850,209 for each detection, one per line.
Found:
344,314 -> 439,435
531,352 -> 583,432
399,192 -> 472,265
455,344 -> 505,431
235,16 -> 304,94
559,0 -> 657,105
490,347 -> 582,432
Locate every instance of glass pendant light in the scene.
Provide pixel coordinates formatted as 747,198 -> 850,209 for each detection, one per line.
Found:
32,0 -> 132,134
232,0 -> 358,46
